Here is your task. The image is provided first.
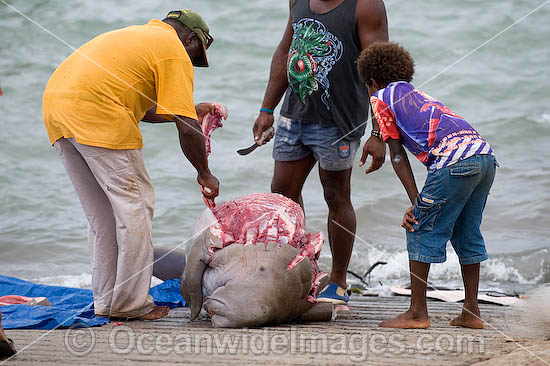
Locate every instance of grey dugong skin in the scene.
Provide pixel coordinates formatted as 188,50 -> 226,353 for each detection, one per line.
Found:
203,241 -> 314,328
152,246 -> 186,281
180,229 -> 324,328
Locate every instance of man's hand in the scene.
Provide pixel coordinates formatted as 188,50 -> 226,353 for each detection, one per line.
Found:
359,135 -> 386,173
195,103 -> 216,122
402,206 -> 418,232
253,112 -> 275,146
197,172 -> 219,200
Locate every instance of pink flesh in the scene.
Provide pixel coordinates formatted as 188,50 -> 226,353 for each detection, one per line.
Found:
209,193 -> 325,302
200,103 -> 228,158
210,193 -> 305,247
200,105 -> 325,302
199,103 -> 228,208
0,295 -> 33,305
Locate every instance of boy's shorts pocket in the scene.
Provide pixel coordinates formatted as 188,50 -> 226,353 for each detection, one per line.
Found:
413,193 -> 447,232
449,163 -> 481,177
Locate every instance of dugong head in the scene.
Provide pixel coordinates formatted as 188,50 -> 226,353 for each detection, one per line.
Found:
201,241 -> 314,327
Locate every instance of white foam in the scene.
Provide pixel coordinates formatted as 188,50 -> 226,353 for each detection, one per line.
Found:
529,112 -> 550,126
36,272 -> 92,289
36,272 -> 165,289
343,246 -> 547,291
482,258 -> 542,285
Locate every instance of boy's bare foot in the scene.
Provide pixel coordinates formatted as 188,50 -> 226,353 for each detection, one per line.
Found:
379,310 -> 430,329
450,304 -> 483,329
450,314 -> 483,329
137,306 -> 170,321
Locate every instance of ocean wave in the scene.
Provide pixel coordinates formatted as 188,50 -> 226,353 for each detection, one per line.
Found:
334,247 -> 549,291
528,112 -> 550,126
36,272 -> 92,289
35,272 -> 166,289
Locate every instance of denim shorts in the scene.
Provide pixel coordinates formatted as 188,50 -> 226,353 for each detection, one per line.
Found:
406,154 -> 497,265
272,116 -> 360,171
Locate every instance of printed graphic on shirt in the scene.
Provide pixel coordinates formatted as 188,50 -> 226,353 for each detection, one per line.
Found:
287,18 -> 343,110
371,82 -> 493,170
370,96 -> 400,141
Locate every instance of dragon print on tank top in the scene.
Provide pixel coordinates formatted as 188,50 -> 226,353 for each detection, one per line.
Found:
287,18 -> 343,110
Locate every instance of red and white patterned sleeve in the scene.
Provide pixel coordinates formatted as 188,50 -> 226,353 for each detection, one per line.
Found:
370,96 -> 400,141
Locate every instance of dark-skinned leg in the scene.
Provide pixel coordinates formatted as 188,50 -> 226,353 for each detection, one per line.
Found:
450,263 -> 483,329
379,260 -> 431,329
318,167 -> 355,289
271,154 -> 317,210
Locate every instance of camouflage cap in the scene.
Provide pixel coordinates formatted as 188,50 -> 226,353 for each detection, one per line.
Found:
166,9 -> 212,67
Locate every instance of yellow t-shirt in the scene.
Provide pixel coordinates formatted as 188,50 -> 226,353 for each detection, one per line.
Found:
43,19 -> 198,150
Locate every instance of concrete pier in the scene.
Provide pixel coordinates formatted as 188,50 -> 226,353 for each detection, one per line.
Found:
2,296 -> 549,365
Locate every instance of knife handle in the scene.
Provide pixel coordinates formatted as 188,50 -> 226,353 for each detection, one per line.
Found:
258,126 -> 274,145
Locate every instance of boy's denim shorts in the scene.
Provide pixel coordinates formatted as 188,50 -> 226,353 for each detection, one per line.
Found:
272,116 -> 360,171
406,154 -> 497,265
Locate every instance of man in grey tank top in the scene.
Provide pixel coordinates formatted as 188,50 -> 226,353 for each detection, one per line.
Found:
252,0 -> 388,304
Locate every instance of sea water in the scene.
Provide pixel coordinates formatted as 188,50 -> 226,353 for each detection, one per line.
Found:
0,0 -> 548,293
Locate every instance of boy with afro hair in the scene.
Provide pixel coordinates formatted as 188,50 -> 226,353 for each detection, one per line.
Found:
357,42 -> 497,329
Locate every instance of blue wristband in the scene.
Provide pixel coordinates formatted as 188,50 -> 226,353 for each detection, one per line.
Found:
260,107 -> 274,115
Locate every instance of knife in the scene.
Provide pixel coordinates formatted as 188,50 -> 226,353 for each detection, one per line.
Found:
237,127 -> 274,156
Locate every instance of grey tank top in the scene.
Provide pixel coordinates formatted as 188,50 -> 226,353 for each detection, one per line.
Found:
279,0 -> 369,140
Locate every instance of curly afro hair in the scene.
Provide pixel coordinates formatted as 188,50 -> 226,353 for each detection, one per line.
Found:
357,42 -> 415,87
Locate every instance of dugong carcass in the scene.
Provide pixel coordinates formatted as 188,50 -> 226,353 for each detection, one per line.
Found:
180,192 -> 333,328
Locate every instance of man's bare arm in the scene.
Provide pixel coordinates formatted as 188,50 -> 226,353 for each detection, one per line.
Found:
260,0 -> 295,110
174,115 -> 219,199
142,106 -> 173,123
252,0 -> 296,143
356,0 -> 389,173
356,0 -> 389,50
142,103 -> 216,124
141,110 -> 220,197
357,0 -> 388,133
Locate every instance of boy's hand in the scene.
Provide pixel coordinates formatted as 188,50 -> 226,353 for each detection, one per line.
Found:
359,136 -> 386,174
402,206 -> 418,232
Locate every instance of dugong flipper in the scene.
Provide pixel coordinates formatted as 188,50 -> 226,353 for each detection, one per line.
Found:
180,230 -> 223,320
152,246 -> 186,281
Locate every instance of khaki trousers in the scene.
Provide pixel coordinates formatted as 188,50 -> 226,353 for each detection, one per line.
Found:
54,138 -> 155,318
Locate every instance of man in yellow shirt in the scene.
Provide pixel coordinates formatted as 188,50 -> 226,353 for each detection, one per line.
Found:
43,10 -> 219,320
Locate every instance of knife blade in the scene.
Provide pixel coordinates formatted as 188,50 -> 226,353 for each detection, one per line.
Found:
237,143 -> 259,156
237,127 -> 274,156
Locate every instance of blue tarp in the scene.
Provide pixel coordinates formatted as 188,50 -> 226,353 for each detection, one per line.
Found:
0,275 -> 186,330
